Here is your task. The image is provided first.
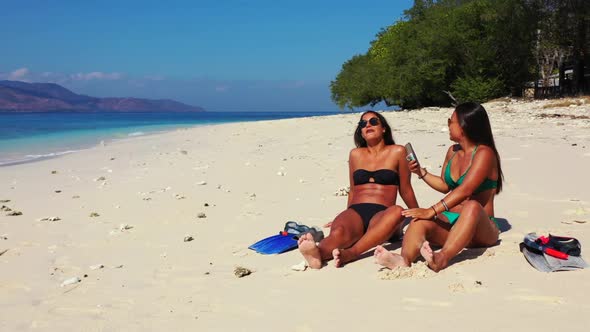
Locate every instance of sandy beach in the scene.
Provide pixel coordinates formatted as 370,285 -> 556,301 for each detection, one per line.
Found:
1,98 -> 590,331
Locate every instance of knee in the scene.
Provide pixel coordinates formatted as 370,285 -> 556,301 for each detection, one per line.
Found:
405,220 -> 425,234
329,225 -> 349,239
462,200 -> 483,215
385,205 -> 403,219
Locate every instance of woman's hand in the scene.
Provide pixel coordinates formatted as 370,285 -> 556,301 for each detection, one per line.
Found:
408,160 -> 423,176
401,207 -> 436,222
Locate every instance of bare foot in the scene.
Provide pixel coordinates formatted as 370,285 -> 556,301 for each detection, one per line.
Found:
298,233 -> 322,269
332,248 -> 356,268
374,245 -> 408,269
419,241 -> 448,272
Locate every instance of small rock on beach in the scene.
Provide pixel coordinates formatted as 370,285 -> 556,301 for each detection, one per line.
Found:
38,216 -> 61,222
60,277 -> 81,287
234,266 -> 253,278
6,211 -> 22,216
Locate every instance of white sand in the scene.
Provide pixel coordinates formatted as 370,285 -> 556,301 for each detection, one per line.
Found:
1,98 -> 589,331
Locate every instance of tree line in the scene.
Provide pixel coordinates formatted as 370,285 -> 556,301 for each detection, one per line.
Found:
330,0 -> 589,110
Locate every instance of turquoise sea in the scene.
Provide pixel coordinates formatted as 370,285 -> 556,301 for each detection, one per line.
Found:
0,111 -> 340,166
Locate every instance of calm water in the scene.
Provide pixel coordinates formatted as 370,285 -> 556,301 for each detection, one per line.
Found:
0,111 -> 340,166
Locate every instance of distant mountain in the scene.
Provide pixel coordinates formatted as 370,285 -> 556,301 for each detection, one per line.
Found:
0,80 -> 205,112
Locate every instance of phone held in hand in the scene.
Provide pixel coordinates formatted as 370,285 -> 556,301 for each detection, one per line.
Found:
404,143 -> 419,164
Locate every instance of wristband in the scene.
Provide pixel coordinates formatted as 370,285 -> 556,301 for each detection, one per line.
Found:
441,199 -> 449,211
418,168 -> 428,180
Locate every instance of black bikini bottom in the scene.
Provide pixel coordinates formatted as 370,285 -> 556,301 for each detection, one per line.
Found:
349,203 -> 387,232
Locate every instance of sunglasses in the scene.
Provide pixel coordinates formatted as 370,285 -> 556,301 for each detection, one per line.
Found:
359,117 -> 380,128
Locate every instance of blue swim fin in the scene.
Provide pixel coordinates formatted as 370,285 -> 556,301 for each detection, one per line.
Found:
249,232 -> 298,255
249,233 -> 284,251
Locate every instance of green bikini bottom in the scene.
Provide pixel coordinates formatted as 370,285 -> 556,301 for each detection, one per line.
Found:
441,211 -> 499,229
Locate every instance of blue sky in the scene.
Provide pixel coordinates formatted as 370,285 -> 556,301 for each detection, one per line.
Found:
1,1 -> 413,111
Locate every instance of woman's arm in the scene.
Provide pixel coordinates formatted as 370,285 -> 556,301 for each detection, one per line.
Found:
347,149 -> 357,207
409,146 -> 454,194
397,147 -> 419,208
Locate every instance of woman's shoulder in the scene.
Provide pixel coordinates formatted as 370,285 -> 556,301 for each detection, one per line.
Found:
384,144 -> 406,158
349,147 -> 364,160
444,144 -> 460,158
474,145 -> 495,160
387,144 -> 406,153
350,147 -> 363,155
476,144 -> 494,153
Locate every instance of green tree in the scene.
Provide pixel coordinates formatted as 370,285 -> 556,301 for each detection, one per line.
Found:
330,0 -> 540,110
330,54 -> 381,110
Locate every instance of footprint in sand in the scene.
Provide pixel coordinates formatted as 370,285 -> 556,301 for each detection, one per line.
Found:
448,279 -> 485,293
379,262 -> 434,280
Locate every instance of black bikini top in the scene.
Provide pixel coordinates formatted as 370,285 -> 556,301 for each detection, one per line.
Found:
353,169 -> 400,186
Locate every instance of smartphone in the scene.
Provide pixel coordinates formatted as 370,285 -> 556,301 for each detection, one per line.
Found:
404,143 -> 419,165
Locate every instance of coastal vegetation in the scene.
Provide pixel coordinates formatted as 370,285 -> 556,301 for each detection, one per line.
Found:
331,0 -> 590,109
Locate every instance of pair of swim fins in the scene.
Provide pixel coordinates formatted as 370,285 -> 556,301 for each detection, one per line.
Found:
249,221 -> 324,255
248,231 -> 299,255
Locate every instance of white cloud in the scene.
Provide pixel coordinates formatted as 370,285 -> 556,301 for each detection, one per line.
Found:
71,72 -> 123,81
9,67 -> 30,80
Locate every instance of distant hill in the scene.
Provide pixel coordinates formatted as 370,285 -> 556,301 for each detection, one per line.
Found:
0,80 -> 205,112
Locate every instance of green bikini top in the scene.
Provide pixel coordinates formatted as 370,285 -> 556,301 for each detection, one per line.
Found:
444,145 -> 498,194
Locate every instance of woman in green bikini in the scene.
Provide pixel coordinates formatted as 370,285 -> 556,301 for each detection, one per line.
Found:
374,102 -> 503,272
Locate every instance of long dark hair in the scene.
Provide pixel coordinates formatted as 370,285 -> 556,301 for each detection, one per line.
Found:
353,110 -> 395,147
455,102 -> 504,193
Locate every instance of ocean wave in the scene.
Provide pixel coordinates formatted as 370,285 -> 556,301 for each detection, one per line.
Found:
25,149 -> 82,158
127,131 -> 145,137
0,149 -> 82,167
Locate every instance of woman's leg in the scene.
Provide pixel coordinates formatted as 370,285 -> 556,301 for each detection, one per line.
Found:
420,200 -> 499,272
298,208 -> 363,269
333,205 -> 403,267
374,217 -> 450,269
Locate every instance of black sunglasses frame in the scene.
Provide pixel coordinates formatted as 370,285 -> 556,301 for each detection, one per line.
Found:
359,117 -> 380,128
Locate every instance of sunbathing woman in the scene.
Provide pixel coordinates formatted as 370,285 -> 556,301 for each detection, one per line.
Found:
298,110 -> 419,269
374,102 -> 503,272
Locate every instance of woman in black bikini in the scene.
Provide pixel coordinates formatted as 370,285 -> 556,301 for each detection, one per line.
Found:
374,102 -> 503,272
298,110 -> 419,269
